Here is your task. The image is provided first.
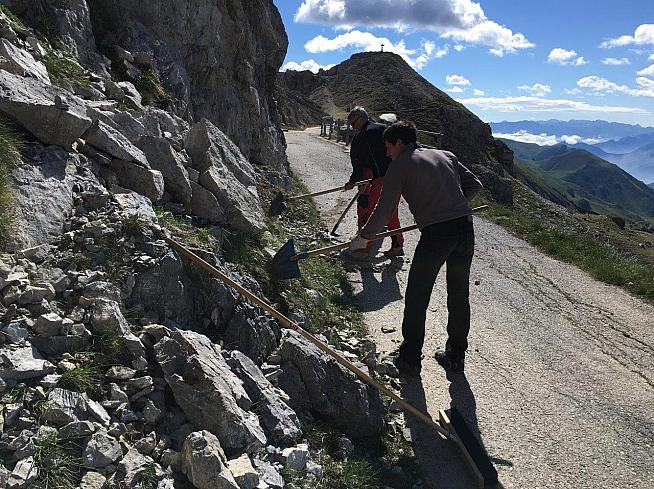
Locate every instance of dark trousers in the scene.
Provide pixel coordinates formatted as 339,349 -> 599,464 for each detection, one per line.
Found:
399,216 -> 475,363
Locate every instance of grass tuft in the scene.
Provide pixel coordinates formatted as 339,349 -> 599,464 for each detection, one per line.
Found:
34,433 -> 83,489
42,48 -> 89,87
0,5 -> 27,30
0,118 -> 22,249
57,361 -> 103,399
134,68 -> 169,107
156,208 -> 216,249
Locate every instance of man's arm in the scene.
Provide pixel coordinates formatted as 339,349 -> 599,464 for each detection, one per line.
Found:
458,161 -> 483,200
359,162 -> 403,238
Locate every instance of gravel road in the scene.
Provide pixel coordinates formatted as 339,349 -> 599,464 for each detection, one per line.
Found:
285,127 -> 654,489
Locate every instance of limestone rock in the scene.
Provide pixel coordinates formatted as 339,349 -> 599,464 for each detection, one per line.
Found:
41,388 -> 87,426
90,298 -> 131,335
185,119 -> 265,234
277,331 -> 386,440
226,350 -> 301,446
155,330 -> 266,455
226,454 -> 259,489
82,431 -> 123,468
0,343 -> 55,381
137,136 -> 192,206
0,69 -> 92,148
110,159 -> 165,203
0,39 -> 50,84
181,431 -> 239,489
80,471 -> 107,489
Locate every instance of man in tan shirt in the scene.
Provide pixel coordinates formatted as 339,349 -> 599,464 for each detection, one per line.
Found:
351,121 -> 482,376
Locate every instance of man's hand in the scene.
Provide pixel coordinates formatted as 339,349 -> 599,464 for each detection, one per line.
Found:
349,234 -> 369,251
343,181 -> 356,191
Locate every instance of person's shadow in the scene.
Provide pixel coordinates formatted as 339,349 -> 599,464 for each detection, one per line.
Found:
400,374 -> 512,488
354,262 -> 403,312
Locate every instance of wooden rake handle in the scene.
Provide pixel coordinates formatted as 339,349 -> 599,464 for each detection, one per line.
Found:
163,236 -> 450,439
330,190 -> 360,235
287,179 -> 372,201
295,205 -> 489,261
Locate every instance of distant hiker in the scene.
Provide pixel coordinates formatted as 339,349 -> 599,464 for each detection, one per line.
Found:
345,106 -> 404,260
350,121 -> 483,376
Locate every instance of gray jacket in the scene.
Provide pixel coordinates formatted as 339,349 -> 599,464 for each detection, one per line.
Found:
360,143 -> 483,238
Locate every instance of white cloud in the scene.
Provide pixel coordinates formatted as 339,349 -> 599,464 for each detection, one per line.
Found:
446,74 -> 471,86
494,130 -> 558,145
295,0 -> 533,56
494,130 -> 607,146
303,30 -> 445,70
548,48 -> 587,66
446,86 -> 465,93
454,44 -> 466,52
600,24 -> 654,48
457,95 -> 647,114
281,59 -> 336,73
441,20 -> 534,56
564,88 -> 583,95
517,83 -> 551,97
601,57 -> 630,65
637,64 -> 654,77
650,53 -> 654,61
577,75 -> 654,97
473,88 -> 485,96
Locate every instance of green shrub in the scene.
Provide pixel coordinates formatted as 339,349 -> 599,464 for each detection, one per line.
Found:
0,5 -> 27,30
43,49 -> 89,87
134,68 -> 169,107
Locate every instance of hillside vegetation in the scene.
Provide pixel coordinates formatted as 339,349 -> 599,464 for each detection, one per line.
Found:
501,138 -> 654,222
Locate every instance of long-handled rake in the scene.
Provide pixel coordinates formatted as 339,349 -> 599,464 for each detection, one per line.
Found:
164,236 -> 499,488
272,205 -> 489,280
268,179 -> 372,216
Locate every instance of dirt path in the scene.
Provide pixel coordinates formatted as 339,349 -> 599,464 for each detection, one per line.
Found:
285,127 -> 654,489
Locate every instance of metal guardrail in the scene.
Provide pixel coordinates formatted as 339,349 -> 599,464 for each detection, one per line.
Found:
320,115 -> 442,147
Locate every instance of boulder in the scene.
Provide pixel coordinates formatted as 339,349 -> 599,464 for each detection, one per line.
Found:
277,331 -> 386,440
82,431 -> 123,468
90,298 -> 131,335
0,343 -> 55,381
181,431 -> 239,489
0,69 -> 92,148
110,159 -> 164,203
225,350 -> 301,446
41,388 -> 87,426
155,330 -> 266,455
83,120 -> 148,165
8,146 -> 99,251
190,180 -> 224,223
137,136 -> 192,206
111,189 -> 157,221
185,119 -> 265,234
223,304 -> 279,364
0,39 -> 50,84
226,454 -> 259,489
7,456 -> 37,488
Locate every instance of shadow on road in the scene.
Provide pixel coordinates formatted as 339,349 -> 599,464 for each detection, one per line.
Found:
354,265 -> 403,312
401,375 -> 511,488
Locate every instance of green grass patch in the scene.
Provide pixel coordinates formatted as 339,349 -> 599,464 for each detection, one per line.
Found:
43,48 -> 89,87
134,68 -> 169,107
34,432 -> 83,489
486,202 -> 654,300
0,5 -> 27,30
134,463 -> 159,489
0,118 -> 22,249
156,208 -> 216,249
92,331 -> 130,364
57,361 -> 103,399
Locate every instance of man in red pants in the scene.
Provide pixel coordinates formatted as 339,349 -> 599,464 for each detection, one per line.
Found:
344,107 -> 403,260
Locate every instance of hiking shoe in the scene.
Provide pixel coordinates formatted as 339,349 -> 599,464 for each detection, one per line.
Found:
393,356 -> 421,377
383,246 -> 404,257
434,350 -> 465,374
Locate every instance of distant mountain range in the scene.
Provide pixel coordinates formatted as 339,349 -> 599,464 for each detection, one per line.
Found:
490,120 -> 654,185
500,138 -> 654,221
490,120 -> 654,140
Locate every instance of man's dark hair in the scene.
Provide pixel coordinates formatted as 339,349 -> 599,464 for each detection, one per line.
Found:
383,121 -> 418,145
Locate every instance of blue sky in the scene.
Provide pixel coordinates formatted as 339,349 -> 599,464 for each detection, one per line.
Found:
274,0 -> 654,127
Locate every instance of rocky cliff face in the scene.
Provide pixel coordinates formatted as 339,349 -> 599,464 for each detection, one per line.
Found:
278,52 -> 515,204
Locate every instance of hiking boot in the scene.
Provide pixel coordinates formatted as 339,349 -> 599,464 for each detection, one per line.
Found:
383,246 -> 404,257
434,350 -> 465,374
393,355 -> 421,377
